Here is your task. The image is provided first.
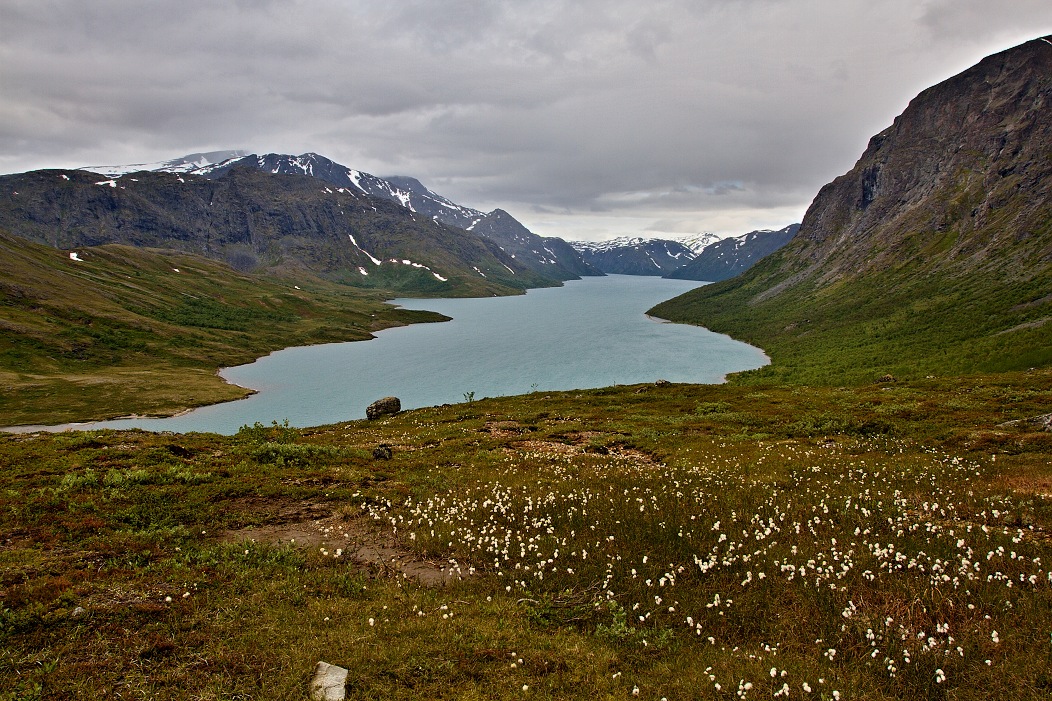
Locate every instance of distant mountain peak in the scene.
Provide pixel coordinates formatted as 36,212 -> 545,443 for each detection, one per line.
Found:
81,150 -> 249,178
569,236 -> 698,276
664,224 -> 799,282
666,233 -> 722,254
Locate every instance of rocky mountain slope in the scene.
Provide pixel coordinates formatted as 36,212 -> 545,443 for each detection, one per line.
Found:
651,36 -> 1052,382
570,236 -> 697,275
0,166 -> 554,296
664,225 -> 799,282
466,208 -> 600,279
158,152 -> 599,280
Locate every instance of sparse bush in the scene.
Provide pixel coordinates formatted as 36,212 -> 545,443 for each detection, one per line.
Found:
248,441 -> 340,468
236,419 -> 298,445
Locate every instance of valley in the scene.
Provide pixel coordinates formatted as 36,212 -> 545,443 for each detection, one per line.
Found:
1,32 -> 1051,701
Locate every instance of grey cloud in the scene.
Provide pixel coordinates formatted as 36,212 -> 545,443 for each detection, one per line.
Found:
2,1 -> 1052,239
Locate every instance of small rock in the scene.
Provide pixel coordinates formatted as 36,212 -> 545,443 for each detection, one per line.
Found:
366,396 -> 401,420
373,444 -> 393,460
310,661 -> 348,701
71,606 -> 87,619
167,444 -> 193,458
998,412 -> 1052,432
655,379 -> 671,386
876,374 -> 896,383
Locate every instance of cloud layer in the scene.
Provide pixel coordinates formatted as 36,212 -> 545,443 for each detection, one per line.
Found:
2,0 -> 1050,239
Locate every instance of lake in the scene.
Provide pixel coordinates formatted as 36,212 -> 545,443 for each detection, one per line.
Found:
48,275 -> 768,434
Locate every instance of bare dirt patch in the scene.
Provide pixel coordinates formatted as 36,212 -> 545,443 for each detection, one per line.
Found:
1006,475 -> 1052,498
481,420 -> 529,437
221,503 -> 463,586
510,439 -> 579,456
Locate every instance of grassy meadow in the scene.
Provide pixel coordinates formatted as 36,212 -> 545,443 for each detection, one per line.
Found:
3,373 -> 1052,699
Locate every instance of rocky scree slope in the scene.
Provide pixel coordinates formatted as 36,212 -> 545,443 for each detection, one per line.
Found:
651,36 -> 1052,381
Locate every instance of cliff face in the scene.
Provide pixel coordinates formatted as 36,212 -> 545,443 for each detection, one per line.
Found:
782,35 -> 1052,288
650,36 -> 1052,381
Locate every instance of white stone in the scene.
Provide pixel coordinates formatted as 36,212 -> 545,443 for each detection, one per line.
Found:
310,661 -> 348,701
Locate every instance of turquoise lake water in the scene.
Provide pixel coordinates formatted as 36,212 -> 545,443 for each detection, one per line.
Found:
53,275 -> 768,434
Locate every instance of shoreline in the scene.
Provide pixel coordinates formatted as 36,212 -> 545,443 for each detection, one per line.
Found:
3,278 -> 766,434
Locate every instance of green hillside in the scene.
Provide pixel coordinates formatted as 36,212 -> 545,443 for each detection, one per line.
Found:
651,37 -> 1052,385
0,231 -> 445,425
650,242 -> 1052,385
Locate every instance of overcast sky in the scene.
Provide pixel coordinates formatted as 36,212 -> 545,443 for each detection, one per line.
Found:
2,1 -> 1050,241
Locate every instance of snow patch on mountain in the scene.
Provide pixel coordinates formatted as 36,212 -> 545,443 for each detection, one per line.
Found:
348,234 -> 382,266
569,233 -> 722,256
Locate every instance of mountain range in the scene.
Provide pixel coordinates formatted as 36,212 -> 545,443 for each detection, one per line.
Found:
83,151 -> 601,283
569,236 -> 699,275
651,35 -> 1052,382
0,167 -> 557,297
569,229 -> 797,279
664,225 -> 800,282
3,147 -> 798,294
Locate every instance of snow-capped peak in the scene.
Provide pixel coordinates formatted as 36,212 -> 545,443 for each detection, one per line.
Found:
665,233 -> 722,254
80,150 -> 249,178
568,233 -> 721,255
